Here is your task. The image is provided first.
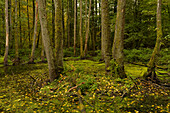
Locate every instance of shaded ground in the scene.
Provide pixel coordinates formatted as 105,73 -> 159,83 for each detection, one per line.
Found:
0,59 -> 169,112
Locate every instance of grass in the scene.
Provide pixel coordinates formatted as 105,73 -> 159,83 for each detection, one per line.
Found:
0,57 -> 169,112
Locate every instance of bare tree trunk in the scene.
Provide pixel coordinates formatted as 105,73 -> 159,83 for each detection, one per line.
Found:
4,0 -> 9,66
74,0 -> 77,56
84,0 -> 92,58
54,0 -> 64,73
112,0 -> 127,78
29,0 -> 38,63
79,0 -> 83,58
38,0 -> 58,82
143,0 -> 162,83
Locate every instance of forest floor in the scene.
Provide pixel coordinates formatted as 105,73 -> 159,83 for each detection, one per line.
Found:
0,57 -> 169,113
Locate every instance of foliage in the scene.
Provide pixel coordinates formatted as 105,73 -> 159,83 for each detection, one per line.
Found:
0,59 -> 169,112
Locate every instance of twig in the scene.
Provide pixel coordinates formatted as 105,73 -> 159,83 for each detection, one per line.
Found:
67,82 -> 85,93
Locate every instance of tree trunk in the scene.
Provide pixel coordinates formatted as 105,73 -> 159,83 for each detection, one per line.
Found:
74,0 -> 77,56
19,0 -> 22,47
4,0 -> 9,66
101,0 -> 111,73
84,0 -> 92,58
9,0 -> 12,49
13,0 -> 20,65
27,0 -> 31,48
143,0 -> 162,83
52,0 -> 55,48
112,0 -> 127,78
38,0 -> 58,82
29,0 -> 38,63
79,0 -> 83,58
62,0 -> 65,48
54,0 -> 64,74
91,0 -> 95,54
67,0 -> 71,48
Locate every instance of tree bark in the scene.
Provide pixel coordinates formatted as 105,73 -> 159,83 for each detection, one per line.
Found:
29,0 -> 38,63
52,0 -> 55,48
4,0 -> 9,66
54,0 -> 64,73
19,0 -> 22,47
67,0 -> 71,47
143,0 -> 162,83
112,0 -> 127,78
27,0 -> 31,48
74,0 -> 77,56
13,0 -> 20,65
101,0 -> 111,73
84,0 -> 92,58
79,0 -> 83,58
38,0 -> 58,82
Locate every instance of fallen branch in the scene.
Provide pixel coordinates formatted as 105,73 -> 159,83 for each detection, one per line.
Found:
67,82 -> 85,93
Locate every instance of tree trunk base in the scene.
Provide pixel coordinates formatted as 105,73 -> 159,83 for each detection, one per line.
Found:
12,58 -> 20,66
143,70 -> 160,84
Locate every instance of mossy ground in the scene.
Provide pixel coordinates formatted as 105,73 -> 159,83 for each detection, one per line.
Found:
0,57 -> 169,112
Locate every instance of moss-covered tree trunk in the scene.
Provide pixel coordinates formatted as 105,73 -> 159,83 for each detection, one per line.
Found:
101,0 -> 111,73
79,0 -> 83,58
38,0 -> 58,82
29,0 -> 38,64
84,0 -> 92,58
52,0 -> 55,48
112,0 -> 127,78
13,0 -> 20,65
54,0 -> 64,73
4,0 -> 9,66
27,0 -> 31,48
143,0 -> 162,83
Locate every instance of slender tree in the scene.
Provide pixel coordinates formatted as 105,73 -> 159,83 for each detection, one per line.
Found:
27,0 -> 31,48
67,0 -> 71,47
38,0 -> 58,82
29,0 -> 38,63
19,0 -> 22,47
52,0 -> 55,48
13,0 -> 20,65
74,0 -> 77,56
84,0 -> 92,58
112,0 -> 127,78
101,0 -> 111,73
143,0 -> 162,83
54,0 -> 64,73
4,0 -> 9,66
79,0 -> 83,58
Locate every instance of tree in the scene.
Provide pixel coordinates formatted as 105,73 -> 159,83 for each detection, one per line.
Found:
112,0 -> 127,78
29,0 -> 38,63
101,0 -> 111,73
143,0 -> 162,83
27,0 -> 31,48
38,0 -> 58,82
74,0 -> 77,56
54,0 -> 64,74
13,0 -> 20,65
79,0 -> 83,58
4,0 -> 9,66
84,0 -> 92,58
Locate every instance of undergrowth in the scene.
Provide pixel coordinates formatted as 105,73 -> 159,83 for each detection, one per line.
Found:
0,59 -> 169,112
